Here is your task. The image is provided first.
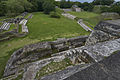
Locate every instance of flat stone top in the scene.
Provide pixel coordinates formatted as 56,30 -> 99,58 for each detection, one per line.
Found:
65,51 -> 120,80
104,19 -> 120,26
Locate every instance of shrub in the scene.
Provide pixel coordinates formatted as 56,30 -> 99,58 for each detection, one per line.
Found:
43,1 -> 55,14
50,12 -> 61,18
74,17 -> 80,21
104,18 -> 113,20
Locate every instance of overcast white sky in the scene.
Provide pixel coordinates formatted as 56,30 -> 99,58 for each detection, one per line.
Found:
56,0 -> 120,3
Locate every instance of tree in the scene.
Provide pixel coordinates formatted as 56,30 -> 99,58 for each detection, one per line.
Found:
100,6 -> 110,13
60,0 -> 66,8
5,0 -> 24,17
18,0 -> 33,12
60,0 -> 72,8
93,0 -> 114,5
43,0 -> 55,14
99,1 -> 120,14
0,1 -> 6,16
80,2 -> 94,12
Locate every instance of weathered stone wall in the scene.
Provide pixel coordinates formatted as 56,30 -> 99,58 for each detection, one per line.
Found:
0,29 -> 17,42
0,29 -> 28,42
65,51 -> 120,80
86,21 -> 120,45
51,36 -> 88,52
40,38 -> 120,80
3,36 -> 88,77
0,29 -> 17,38
95,21 -> 120,37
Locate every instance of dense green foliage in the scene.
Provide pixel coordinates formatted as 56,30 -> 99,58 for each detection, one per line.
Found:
55,0 -> 94,12
100,2 -> 120,14
43,0 -> 55,14
0,0 -> 33,17
80,2 -> 94,12
0,0 -> 120,17
60,0 -> 72,8
93,0 -> 114,5
50,12 -> 61,18
92,1 -> 120,14
0,0 -> 55,17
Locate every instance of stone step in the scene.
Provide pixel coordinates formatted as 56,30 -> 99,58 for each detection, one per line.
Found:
78,21 -> 93,32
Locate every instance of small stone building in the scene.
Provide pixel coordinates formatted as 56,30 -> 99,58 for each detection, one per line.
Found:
71,5 -> 81,12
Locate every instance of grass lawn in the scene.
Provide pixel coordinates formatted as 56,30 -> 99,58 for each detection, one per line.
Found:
68,11 -> 102,27
27,12 -> 90,40
0,12 -> 90,78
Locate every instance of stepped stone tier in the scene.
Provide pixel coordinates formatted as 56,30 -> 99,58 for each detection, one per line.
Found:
65,51 -> 120,80
86,19 -> 120,45
2,19 -> 120,80
0,22 -> 11,30
95,20 -> 120,37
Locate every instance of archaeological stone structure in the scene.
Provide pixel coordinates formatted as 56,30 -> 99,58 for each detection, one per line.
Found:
0,12 -> 33,42
1,19 -> 120,80
71,5 -> 82,12
101,12 -> 120,19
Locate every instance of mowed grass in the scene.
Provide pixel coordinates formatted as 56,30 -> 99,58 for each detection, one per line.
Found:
27,12 -> 90,40
68,11 -> 102,27
0,12 -> 90,78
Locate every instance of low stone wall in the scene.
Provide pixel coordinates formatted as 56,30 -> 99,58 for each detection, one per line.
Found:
0,29 -> 28,42
0,29 -> 17,38
51,36 -> 88,52
0,29 -> 18,42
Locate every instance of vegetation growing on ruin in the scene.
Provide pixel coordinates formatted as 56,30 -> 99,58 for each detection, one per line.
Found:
35,58 -> 73,79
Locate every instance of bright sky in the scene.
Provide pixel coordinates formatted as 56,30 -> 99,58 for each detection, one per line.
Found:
56,0 -> 120,3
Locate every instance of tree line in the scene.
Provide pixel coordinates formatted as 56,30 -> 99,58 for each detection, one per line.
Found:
0,0 -> 120,17
0,0 -> 55,17
58,0 -> 120,14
